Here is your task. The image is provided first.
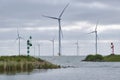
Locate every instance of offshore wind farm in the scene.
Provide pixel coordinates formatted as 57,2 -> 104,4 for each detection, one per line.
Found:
0,0 -> 120,80
0,3 -> 120,56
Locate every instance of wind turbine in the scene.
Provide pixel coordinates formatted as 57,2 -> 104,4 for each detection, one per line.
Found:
75,40 -> 79,56
16,28 -> 24,56
42,3 -> 69,56
38,43 -> 40,57
89,21 -> 99,55
34,45 -> 36,57
50,39 -> 55,56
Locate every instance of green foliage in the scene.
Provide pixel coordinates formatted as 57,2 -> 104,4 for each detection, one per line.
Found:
0,55 -> 60,74
0,55 -> 45,62
84,54 -> 103,61
0,61 -> 33,74
84,54 -> 120,62
38,62 -> 60,69
37,58 -> 44,62
104,55 -> 120,62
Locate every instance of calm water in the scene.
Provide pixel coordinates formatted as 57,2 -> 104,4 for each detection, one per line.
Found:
0,56 -> 120,80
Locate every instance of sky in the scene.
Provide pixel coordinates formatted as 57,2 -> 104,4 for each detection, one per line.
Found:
0,0 -> 120,56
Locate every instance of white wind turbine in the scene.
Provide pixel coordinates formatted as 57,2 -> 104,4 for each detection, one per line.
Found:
75,40 -> 79,56
38,43 -> 40,57
16,28 -> 24,56
89,21 -> 99,55
43,4 -> 69,56
50,38 -> 55,56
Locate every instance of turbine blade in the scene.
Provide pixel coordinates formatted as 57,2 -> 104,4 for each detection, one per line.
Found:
49,38 -> 55,42
75,40 -> 79,45
88,31 -> 95,34
53,37 -> 55,40
95,20 -> 99,31
17,27 -> 20,37
19,36 -> 25,40
16,37 -> 19,40
42,15 -> 58,19
59,3 -> 69,18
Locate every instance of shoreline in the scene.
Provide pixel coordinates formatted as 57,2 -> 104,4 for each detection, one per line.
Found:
0,55 -> 60,74
83,54 -> 120,62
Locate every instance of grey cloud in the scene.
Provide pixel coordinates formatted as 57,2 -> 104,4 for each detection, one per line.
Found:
0,0 -> 120,29
74,0 -> 120,6
99,29 -> 120,40
0,0 -> 119,42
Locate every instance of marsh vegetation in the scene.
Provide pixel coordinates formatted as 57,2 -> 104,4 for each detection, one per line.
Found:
84,54 -> 120,62
0,55 -> 60,74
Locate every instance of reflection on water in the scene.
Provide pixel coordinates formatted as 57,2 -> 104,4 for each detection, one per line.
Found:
32,69 -> 48,74
1,56 -> 120,80
0,70 -> 32,75
40,56 -> 86,67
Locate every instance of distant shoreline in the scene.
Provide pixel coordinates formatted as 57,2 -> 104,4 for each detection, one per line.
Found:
83,54 -> 120,62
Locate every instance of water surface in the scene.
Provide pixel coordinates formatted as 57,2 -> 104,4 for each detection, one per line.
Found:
0,56 -> 120,80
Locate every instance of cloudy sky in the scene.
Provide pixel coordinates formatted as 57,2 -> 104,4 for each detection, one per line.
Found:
0,0 -> 120,56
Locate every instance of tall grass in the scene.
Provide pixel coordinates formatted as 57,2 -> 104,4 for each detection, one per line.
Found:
0,55 -> 60,74
84,54 -> 104,61
0,61 -> 34,74
104,55 -> 120,62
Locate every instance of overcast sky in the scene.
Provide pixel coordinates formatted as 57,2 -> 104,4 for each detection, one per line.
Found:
0,0 -> 120,56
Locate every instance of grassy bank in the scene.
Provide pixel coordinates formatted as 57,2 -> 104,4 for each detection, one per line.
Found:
104,55 -> 120,62
0,55 -> 60,73
84,54 -> 120,62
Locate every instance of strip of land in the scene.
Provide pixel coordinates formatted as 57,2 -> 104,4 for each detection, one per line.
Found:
84,54 -> 120,62
0,55 -> 60,73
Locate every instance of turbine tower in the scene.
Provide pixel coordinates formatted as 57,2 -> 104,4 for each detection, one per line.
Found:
89,21 -> 99,55
34,45 -> 36,57
50,39 -> 55,56
38,43 -> 40,57
16,28 -> 23,56
75,40 -> 79,56
43,4 -> 69,56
